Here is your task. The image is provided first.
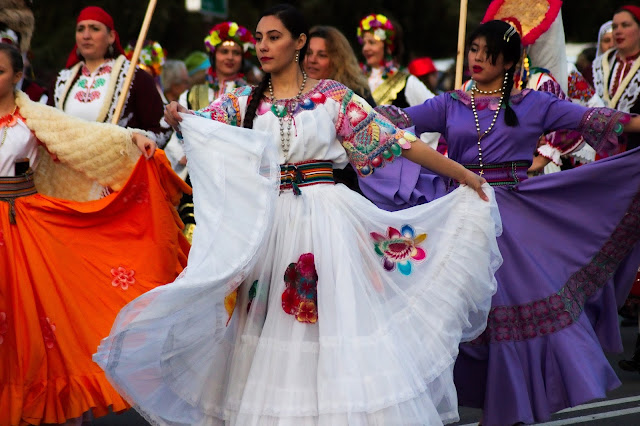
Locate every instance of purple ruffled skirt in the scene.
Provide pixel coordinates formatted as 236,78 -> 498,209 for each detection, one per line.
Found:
361,147 -> 640,425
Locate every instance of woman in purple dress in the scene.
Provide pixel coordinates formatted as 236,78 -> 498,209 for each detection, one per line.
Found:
372,20 -> 640,425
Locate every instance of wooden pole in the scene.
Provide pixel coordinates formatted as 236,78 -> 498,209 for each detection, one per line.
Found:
111,0 -> 158,125
454,0 -> 469,89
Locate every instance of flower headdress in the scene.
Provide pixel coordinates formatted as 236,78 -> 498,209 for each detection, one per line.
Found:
125,40 -> 166,77
357,14 -> 396,50
0,28 -> 19,46
204,21 -> 256,58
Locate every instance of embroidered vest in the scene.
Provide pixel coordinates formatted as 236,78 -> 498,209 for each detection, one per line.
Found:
372,71 -> 409,106
187,84 -> 212,111
594,49 -> 640,112
53,55 -> 128,123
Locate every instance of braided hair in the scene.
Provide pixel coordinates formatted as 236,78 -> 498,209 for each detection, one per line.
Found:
243,4 -> 308,129
468,20 -> 522,127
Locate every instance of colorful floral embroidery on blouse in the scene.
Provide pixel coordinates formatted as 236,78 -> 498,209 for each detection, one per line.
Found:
336,88 -> 416,176
371,224 -> 427,275
281,253 -> 318,324
541,130 -> 586,159
0,312 -> 7,345
568,70 -> 596,103
40,316 -> 56,349
111,266 -> 135,290
373,105 -> 413,129
74,63 -> 113,103
577,107 -> 630,154
198,80 -> 415,175
198,85 -> 252,126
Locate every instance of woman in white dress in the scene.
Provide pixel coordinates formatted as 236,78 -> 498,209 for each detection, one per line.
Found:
94,5 -> 503,425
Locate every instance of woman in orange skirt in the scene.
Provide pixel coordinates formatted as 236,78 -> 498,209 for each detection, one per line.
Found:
0,43 -> 190,425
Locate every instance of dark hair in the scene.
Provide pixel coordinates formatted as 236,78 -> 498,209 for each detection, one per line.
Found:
579,46 -> 597,64
0,42 -> 24,74
615,7 -> 640,25
243,4 -> 308,129
468,20 -> 522,127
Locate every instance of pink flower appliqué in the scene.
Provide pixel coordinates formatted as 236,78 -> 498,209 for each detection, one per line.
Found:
0,312 -> 8,345
282,253 -> 318,324
111,266 -> 136,290
122,182 -> 149,204
40,317 -> 56,349
371,224 -> 427,275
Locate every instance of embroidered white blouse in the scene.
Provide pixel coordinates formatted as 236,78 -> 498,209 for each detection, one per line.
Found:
63,60 -> 116,122
0,118 -> 39,176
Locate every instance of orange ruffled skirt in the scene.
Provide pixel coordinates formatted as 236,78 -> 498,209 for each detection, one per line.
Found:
0,152 -> 190,425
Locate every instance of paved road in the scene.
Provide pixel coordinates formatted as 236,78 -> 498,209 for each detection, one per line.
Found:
452,323 -> 640,426
94,324 -> 640,426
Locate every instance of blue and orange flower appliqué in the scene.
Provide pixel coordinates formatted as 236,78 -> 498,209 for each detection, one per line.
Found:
371,225 -> 427,275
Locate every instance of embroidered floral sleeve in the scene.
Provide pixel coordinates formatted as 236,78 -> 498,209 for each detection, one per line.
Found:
537,79 -> 568,100
568,70 -> 597,104
195,86 -> 252,127
577,107 -> 630,154
334,89 -> 417,176
373,105 -> 413,129
537,130 -> 586,166
535,72 -> 595,164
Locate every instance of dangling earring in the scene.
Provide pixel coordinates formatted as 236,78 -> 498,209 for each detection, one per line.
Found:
108,44 -> 115,57
503,71 -> 509,91
295,50 -> 300,63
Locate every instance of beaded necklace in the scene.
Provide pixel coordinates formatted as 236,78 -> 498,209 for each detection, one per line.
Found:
470,74 -> 508,175
207,69 -> 245,98
362,59 -> 398,80
268,71 -> 307,158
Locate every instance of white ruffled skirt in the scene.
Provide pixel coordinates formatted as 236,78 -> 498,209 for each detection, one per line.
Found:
94,114 -> 503,426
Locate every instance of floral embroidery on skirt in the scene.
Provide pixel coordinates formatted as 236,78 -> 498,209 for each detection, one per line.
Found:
281,253 -> 318,324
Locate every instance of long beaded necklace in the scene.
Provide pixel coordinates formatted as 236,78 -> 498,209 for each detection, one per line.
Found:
470,74 -> 508,175
268,71 -> 307,159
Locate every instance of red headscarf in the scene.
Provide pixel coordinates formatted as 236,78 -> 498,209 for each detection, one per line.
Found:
65,6 -> 125,68
621,5 -> 640,24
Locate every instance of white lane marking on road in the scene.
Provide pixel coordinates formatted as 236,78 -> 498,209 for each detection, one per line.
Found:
536,406 -> 640,425
455,395 -> 640,426
555,395 -> 640,413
